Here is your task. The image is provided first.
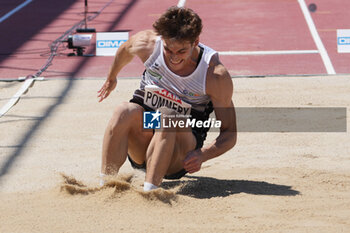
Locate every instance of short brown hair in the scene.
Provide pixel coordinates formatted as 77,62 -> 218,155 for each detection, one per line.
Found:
153,6 -> 202,44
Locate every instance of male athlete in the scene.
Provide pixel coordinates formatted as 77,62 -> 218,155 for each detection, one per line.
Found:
98,6 -> 237,191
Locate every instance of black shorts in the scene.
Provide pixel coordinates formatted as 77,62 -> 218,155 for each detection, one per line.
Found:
127,155 -> 187,180
127,90 -> 213,180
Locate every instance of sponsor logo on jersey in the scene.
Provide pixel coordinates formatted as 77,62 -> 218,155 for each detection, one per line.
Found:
147,69 -> 162,80
183,89 -> 200,97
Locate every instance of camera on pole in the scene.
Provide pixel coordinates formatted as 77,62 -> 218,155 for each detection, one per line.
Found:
66,34 -> 93,56
76,0 -> 96,33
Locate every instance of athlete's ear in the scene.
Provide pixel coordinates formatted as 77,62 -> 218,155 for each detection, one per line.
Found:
193,37 -> 199,47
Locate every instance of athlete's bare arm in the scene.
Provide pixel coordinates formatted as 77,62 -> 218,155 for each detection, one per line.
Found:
183,54 -> 237,173
98,30 -> 157,102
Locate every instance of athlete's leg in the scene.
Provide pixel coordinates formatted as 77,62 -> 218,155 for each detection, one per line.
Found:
144,109 -> 196,186
101,102 -> 153,175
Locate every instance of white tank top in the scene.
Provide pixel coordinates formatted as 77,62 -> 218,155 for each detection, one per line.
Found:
139,37 -> 217,112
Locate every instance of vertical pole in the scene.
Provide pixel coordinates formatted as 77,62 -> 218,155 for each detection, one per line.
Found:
84,0 -> 88,29
76,0 -> 95,32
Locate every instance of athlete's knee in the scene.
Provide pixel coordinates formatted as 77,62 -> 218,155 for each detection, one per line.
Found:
157,107 -> 190,133
157,106 -> 177,117
153,128 -> 177,142
153,109 -> 178,139
158,107 -> 182,130
108,102 -> 143,130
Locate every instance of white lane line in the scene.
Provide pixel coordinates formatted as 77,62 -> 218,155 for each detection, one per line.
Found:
297,0 -> 336,74
0,77 -> 44,118
0,0 -> 33,23
177,0 -> 186,7
219,50 -> 319,55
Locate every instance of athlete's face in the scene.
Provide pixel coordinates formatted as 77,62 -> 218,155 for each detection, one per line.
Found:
162,38 -> 198,72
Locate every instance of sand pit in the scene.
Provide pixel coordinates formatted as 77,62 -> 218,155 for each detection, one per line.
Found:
0,76 -> 349,232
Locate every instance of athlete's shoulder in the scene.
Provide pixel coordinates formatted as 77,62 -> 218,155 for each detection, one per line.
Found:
207,54 -> 231,84
206,54 -> 233,102
129,30 -> 158,62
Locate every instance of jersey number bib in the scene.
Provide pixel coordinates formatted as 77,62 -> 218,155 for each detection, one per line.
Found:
144,85 -> 191,116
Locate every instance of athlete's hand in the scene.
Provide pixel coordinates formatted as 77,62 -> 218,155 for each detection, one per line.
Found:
98,78 -> 117,102
183,150 -> 203,173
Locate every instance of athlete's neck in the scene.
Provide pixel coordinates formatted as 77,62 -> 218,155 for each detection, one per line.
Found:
165,45 -> 201,77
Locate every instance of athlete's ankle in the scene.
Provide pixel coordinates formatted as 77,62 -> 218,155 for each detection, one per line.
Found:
143,181 -> 158,191
99,172 -> 107,186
